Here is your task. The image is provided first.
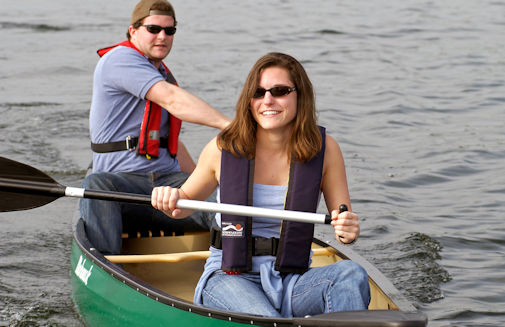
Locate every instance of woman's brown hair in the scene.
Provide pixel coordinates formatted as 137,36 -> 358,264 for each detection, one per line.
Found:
217,52 -> 321,162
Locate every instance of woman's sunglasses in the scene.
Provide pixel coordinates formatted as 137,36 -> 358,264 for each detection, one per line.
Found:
142,24 -> 177,36
252,86 -> 296,98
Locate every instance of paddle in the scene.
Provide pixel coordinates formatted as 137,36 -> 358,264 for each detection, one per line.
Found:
0,156 -> 331,224
105,247 -> 335,264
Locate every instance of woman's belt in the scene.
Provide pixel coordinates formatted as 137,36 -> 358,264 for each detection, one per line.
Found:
210,227 -> 279,256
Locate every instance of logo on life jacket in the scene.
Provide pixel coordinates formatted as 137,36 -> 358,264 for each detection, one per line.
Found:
221,222 -> 244,238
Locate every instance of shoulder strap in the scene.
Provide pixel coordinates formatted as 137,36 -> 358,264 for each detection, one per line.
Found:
275,126 -> 326,273
219,151 -> 254,272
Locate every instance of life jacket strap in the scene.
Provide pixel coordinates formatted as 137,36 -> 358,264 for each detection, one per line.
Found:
91,136 -> 169,153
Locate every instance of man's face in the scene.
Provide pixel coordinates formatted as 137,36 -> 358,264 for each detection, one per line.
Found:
129,14 -> 175,66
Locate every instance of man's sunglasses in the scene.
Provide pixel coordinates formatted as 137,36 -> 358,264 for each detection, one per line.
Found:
252,86 -> 296,98
142,25 -> 177,36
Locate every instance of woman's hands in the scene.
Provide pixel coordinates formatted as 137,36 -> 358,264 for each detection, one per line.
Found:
151,186 -> 187,218
331,209 -> 360,244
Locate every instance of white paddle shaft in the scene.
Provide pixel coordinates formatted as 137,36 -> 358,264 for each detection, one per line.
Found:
176,199 -> 330,224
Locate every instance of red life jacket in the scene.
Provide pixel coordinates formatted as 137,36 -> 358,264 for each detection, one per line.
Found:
97,40 -> 181,158
219,126 -> 326,274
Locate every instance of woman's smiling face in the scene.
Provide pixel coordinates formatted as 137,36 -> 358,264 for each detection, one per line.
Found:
249,66 -> 297,132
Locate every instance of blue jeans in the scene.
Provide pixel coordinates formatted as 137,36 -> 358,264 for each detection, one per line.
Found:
79,171 -> 214,254
201,260 -> 370,317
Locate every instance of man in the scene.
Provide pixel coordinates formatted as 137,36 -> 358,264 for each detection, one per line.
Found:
80,0 -> 230,255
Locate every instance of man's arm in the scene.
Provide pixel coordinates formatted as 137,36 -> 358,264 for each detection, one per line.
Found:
146,81 -> 230,130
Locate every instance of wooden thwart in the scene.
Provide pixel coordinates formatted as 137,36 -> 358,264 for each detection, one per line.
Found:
106,247 -> 335,264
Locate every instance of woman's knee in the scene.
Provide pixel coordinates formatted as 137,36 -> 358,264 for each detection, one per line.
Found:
333,261 -> 370,299
202,273 -> 245,310
202,272 -> 280,317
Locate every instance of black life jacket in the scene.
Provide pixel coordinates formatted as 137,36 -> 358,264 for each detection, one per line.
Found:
219,126 -> 326,274
97,40 -> 181,158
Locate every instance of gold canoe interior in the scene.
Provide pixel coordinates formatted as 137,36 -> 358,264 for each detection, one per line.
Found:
119,232 -> 398,311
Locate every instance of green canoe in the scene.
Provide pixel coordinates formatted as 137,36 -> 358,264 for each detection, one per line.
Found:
71,217 -> 427,326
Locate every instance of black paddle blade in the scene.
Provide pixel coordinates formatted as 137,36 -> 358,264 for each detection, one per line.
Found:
0,156 -> 64,212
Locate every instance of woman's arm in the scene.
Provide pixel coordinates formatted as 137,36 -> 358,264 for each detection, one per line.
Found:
152,137 -> 221,218
177,140 -> 196,174
321,134 -> 360,244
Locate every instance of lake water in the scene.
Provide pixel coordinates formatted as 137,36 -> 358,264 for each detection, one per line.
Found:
1,0 -> 504,326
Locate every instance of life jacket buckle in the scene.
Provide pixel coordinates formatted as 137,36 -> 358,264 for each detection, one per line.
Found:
125,135 -> 136,152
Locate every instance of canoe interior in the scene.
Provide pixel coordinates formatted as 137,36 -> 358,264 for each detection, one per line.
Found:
119,232 -> 398,311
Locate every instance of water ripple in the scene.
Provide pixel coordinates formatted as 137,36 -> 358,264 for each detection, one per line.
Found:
317,29 -> 345,35
362,232 -> 451,303
383,173 -> 451,188
438,309 -> 505,321
0,21 -> 70,32
0,102 -> 61,108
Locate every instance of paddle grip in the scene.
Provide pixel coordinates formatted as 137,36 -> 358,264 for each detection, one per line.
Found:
324,204 -> 349,224
337,204 -> 357,245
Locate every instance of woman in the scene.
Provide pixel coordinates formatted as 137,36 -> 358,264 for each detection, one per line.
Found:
151,52 -> 370,317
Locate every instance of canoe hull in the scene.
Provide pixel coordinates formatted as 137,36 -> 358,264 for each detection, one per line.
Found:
71,218 -> 427,327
